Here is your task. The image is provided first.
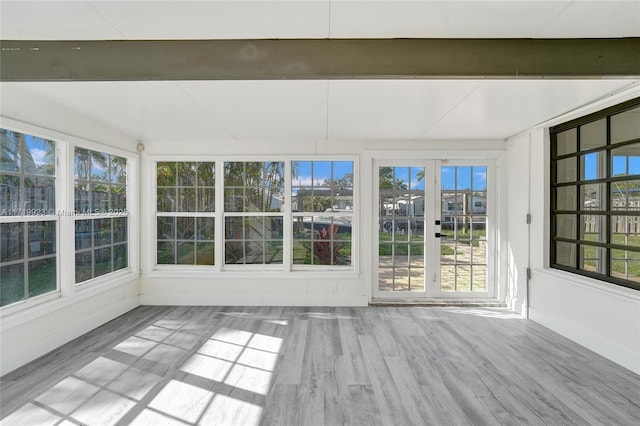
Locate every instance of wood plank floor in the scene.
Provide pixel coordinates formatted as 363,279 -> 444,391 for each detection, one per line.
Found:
1,306 -> 639,425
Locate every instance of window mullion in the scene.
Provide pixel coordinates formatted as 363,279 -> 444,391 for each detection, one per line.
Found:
283,161 -> 292,271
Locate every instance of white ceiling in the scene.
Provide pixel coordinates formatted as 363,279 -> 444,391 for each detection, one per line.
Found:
1,1 -> 639,142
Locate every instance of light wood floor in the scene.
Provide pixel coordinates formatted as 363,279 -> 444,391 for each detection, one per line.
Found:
1,306 -> 639,425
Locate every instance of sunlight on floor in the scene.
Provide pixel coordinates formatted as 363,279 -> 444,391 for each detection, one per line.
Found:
2,316 -> 284,426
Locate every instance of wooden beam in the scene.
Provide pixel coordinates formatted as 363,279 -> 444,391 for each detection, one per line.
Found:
1,38 -> 639,81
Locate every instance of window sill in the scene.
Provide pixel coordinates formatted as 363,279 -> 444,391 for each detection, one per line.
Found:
147,268 -> 359,280
535,267 -> 640,301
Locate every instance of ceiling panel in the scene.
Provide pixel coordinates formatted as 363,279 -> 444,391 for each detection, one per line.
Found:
327,80 -> 483,140
330,1 -> 569,38
177,81 -> 329,141
424,80 -> 639,139
7,80 -> 637,143
2,1 -> 638,40
537,1 -> 640,38
20,82 -> 237,141
88,0 -> 331,40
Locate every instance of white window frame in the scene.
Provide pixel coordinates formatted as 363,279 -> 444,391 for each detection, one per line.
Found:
0,117 -> 139,317
149,155 -> 359,275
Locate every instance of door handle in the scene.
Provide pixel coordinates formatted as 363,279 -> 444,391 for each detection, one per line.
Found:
435,233 -> 442,238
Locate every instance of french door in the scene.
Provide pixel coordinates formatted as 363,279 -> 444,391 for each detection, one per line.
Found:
375,160 -> 494,299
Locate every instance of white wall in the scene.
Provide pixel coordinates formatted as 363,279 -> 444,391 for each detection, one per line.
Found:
506,133 -> 530,314
507,87 -> 640,374
0,85 -> 141,375
140,139 -> 507,306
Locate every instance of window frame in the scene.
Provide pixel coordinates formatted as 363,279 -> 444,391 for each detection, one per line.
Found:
550,97 -> 640,291
73,146 -> 131,286
1,118 -> 139,315
151,156 -> 358,274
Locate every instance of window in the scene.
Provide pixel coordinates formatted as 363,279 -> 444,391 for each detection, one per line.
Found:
224,162 -> 284,265
154,158 -> 355,271
550,98 -> 640,290
292,161 -> 353,266
156,162 -> 215,265
1,129 -> 57,306
74,147 -> 129,283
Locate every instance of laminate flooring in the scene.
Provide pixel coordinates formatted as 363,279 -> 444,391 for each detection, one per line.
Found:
1,306 -> 639,425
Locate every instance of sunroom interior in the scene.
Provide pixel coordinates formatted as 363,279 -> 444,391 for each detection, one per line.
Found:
1,0 -> 639,393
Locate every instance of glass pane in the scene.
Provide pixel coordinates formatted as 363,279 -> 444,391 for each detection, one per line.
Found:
196,242 -> 214,265
612,143 -> 640,177
456,167 -> 471,190
582,183 -> 605,210
244,241 -> 264,264
157,241 -> 175,264
472,167 -> 487,191
225,241 -> 243,264
611,216 -> 640,248
265,217 -> 283,239
177,242 -> 195,265
440,241 -> 456,264
75,251 -> 92,283
91,151 -> 109,182
1,222 -> 23,262
294,240 -> 312,265
244,217 -> 263,239
157,188 -> 176,212
75,148 -> 91,180
176,217 -> 195,240
611,106 -> 640,144
94,247 -> 112,277
556,186 -> 577,210
28,258 -> 56,297
581,215 -> 605,243
177,162 -> 196,187
224,188 -> 244,212
197,162 -> 215,187
225,217 -> 243,239
555,242 -> 576,267
75,182 -> 90,212
265,241 -> 283,264
24,137 -> 55,176
111,156 -> 127,184
313,161 -> 332,186
111,185 -> 126,211
75,219 -> 92,250
197,187 -> 215,212
556,215 -> 577,240
581,152 -> 606,181
157,162 -> 176,186
94,218 -> 112,247
91,183 -> 109,212
177,188 -> 196,212
336,243 -> 352,266
378,265 -> 394,291
556,158 -> 577,183
1,129 -> 21,172
472,240 -> 487,266
157,216 -> 175,240
113,244 -> 127,271
25,176 -> 55,211
28,221 -> 56,257
1,263 -> 25,306
611,250 -> 640,282
472,266 -> 487,291
0,174 -> 21,214
471,217 -> 487,240
197,217 -> 215,240
113,217 -> 127,243
611,180 -> 640,210
334,161 -> 354,189
555,128 -> 577,156
580,245 -> 605,275
456,265 -> 472,291
440,264 -> 454,291
580,119 -> 606,151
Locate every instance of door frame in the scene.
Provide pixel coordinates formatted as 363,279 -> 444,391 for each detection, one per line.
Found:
373,157 -> 497,300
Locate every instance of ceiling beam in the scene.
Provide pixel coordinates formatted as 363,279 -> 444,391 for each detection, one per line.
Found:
1,38 -> 639,81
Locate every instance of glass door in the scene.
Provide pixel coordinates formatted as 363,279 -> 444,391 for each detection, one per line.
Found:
375,160 -> 493,299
